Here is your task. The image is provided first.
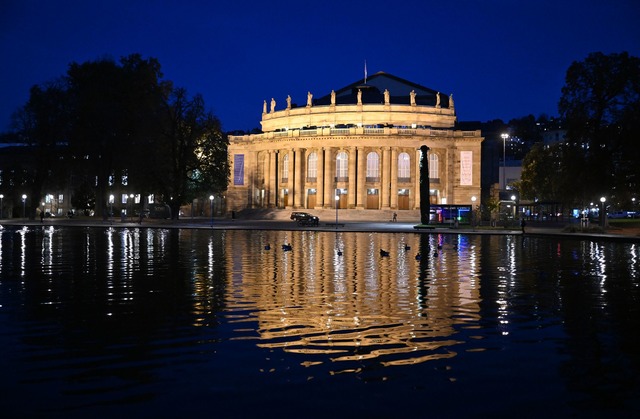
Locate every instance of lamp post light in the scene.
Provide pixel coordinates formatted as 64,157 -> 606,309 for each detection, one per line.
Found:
209,195 -> 214,227
0,194 -> 3,219
600,196 -> 607,228
109,194 -> 114,222
471,196 -> 477,230
335,190 -> 340,229
129,194 -> 134,221
22,194 -> 27,218
501,133 -> 509,190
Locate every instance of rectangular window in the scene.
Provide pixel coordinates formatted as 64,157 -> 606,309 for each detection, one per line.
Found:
307,153 -> 317,180
121,194 -> 128,204
429,154 -> 438,179
234,154 -> 245,185
58,194 -> 64,203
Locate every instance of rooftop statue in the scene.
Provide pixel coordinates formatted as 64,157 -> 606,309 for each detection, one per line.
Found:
449,93 -> 454,109
286,95 -> 291,109
307,91 -> 313,107
263,100 -> 267,114
357,89 -> 362,105
270,98 -> 276,113
384,89 -> 390,104
331,90 -> 336,105
410,90 -> 416,106
435,92 -> 440,108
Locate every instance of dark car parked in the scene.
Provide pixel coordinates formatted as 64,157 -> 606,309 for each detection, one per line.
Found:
290,212 -> 319,226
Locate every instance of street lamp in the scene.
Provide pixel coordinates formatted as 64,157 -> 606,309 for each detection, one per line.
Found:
22,194 -> 27,218
0,194 -> 3,218
600,196 -> 606,228
471,196 -> 477,229
335,189 -> 340,229
511,194 -> 517,220
501,133 -> 509,190
109,194 -> 114,222
209,195 -> 214,227
129,194 -> 134,221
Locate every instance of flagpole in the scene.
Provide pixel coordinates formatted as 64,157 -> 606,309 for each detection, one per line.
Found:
364,60 -> 367,84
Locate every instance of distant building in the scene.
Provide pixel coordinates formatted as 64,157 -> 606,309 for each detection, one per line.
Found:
227,72 -> 483,212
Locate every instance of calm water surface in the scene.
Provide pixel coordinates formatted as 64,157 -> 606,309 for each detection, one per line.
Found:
0,225 -> 638,418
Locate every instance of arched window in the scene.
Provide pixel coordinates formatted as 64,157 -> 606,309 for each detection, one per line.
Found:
281,153 -> 289,182
307,152 -> 317,181
336,151 -> 348,181
429,153 -> 439,180
398,152 -> 410,181
366,152 -> 379,181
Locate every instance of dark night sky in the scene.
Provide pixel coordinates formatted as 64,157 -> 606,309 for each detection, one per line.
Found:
1,0 -> 639,133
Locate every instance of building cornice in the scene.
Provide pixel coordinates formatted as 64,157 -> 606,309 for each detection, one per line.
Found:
231,127 -> 480,144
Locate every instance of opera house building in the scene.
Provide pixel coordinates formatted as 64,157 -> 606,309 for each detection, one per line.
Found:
227,72 -> 483,216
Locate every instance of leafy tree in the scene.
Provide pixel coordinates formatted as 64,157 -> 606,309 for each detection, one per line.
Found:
70,181 -> 96,215
3,54 -> 228,219
507,114 -> 542,160
66,54 -> 169,216
11,80 -> 70,218
157,88 -> 229,219
520,143 -> 556,201
558,51 -> 640,205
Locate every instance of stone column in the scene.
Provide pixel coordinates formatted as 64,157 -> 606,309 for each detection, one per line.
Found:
357,147 -> 366,209
447,146 -> 455,204
294,148 -> 304,208
413,148 -> 421,209
390,147 -> 398,209
247,150 -> 256,208
269,150 -> 278,208
348,146 -> 357,208
263,151 -> 270,208
323,148 -> 334,209
316,148 -> 325,209
381,147 -> 391,210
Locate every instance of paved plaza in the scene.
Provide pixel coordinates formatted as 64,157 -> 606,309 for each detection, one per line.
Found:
3,208 -> 639,242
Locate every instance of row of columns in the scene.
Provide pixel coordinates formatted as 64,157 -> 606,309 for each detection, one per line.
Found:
258,146 -> 430,210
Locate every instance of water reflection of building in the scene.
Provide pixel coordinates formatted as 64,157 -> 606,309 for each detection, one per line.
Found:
227,72 -> 483,213
223,230 -> 482,370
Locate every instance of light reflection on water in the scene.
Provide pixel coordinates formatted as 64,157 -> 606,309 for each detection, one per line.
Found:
224,231 -> 480,370
0,226 -> 638,417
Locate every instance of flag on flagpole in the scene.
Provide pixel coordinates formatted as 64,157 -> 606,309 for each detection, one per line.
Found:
364,60 -> 367,84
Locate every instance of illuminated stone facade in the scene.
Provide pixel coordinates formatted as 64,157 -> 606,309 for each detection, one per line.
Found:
227,72 -> 483,212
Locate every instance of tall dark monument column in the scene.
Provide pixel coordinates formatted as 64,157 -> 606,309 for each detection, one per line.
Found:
419,145 -> 430,225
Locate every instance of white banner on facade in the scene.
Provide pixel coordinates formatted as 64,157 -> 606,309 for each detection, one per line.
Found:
233,154 -> 244,185
460,151 -> 473,185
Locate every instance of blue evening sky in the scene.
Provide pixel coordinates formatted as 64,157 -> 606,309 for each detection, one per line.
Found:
1,0 -> 639,132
